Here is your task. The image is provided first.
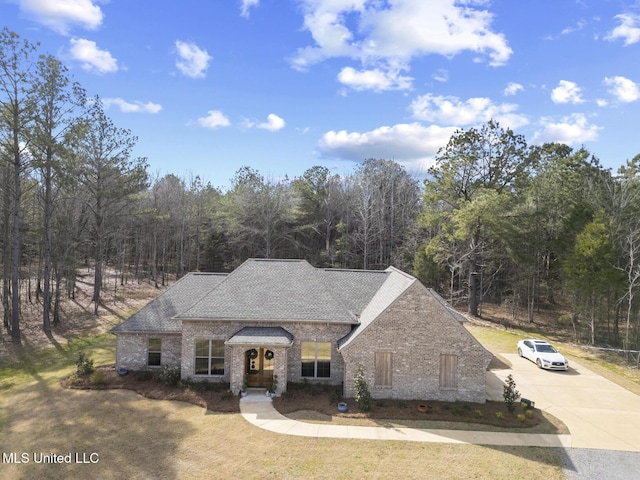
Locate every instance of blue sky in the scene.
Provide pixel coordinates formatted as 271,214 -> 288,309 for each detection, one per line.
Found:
2,0 -> 640,188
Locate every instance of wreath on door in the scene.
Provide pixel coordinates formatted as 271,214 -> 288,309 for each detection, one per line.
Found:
264,350 -> 274,360
247,348 -> 258,359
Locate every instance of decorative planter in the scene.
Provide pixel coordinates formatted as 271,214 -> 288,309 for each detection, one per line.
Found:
117,368 -> 128,376
337,402 -> 348,413
520,398 -> 534,409
418,404 -> 428,413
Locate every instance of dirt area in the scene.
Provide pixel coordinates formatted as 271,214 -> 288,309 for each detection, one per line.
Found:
0,270 -> 168,361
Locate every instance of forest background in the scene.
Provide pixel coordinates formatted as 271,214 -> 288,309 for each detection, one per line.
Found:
2,27 -> 640,359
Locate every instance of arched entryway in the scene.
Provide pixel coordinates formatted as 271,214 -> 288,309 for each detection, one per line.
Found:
245,348 -> 274,388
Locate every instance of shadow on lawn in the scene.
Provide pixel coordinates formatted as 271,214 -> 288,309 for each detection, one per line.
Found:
1,367 -> 196,480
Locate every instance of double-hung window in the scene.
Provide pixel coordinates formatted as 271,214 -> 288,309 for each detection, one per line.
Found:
148,338 -> 161,366
195,339 -> 225,375
301,341 -> 331,378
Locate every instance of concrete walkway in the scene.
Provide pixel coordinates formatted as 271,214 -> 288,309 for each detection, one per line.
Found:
239,390 -> 571,448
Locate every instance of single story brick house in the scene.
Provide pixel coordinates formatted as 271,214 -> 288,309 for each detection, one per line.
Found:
112,258 -> 492,402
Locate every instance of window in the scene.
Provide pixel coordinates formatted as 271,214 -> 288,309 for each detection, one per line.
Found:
375,352 -> 392,387
148,338 -> 161,366
439,354 -> 458,389
301,341 -> 331,378
195,340 -> 225,375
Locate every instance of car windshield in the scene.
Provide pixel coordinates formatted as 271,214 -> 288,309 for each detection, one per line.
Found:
535,344 -> 557,353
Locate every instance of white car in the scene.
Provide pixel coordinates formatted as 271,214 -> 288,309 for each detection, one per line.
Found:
517,339 -> 569,370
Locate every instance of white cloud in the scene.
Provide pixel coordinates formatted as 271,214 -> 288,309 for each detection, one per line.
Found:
257,113 -> 285,132
606,13 -> 640,46
337,66 -> 413,92
291,0 -> 512,90
504,82 -> 524,96
240,0 -> 260,18
17,0 -> 103,34
69,38 -> 118,74
175,40 -> 211,79
103,98 -> 162,114
604,76 -> 640,102
551,80 -> 585,104
433,69 -> 449,83
533,114 -> 601,145
596,98 -> 609,107
409,94 -> 529,129
318,122 -> 457,167
197,110 -> 231,129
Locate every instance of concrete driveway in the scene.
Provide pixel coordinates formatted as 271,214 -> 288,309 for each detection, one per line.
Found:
487,354 -> 640,452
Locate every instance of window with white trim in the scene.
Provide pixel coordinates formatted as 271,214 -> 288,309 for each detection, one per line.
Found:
195,339 -> 225,375
301,341 -> 331,378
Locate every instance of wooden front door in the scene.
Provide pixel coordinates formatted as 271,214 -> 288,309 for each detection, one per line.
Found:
245,348 -> 274,388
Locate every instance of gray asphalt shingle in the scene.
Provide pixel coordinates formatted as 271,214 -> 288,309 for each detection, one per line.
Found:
225,326 -> 294,346
176,259 -> 381,322
111,273 -> 227,333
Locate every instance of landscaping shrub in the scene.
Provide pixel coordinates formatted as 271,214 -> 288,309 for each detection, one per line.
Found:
75,351 -> 94,376
155,365 -> 181,386
502,374 -> 520,413
90,370 -> 106,386
354,364 -> 372,412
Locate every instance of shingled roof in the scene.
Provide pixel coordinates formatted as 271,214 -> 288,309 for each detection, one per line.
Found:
112,259 -> 415,332
176,259 -> 388,323
111,272 -> 227,333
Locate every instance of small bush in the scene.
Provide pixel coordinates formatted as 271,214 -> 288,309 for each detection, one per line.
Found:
525,409 -> 533,418
66,372 -> 82,386
496,411 -> 504,419
155,365 -> 181,386
517,413 -> 526,422
219,390 -> 233,400
503,374 -> 520,413
395,400 -> 407,409
89,370 -> 106,386
353,364 -> 372,412
75,351 -> 94,376
474,409 -> 483,418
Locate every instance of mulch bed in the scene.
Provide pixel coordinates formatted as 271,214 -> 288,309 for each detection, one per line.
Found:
62,364 -> 240,413
62,366 -> 543,429
273,383 -> 542,429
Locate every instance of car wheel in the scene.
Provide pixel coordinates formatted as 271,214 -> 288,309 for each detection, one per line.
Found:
518,348 -> 523,357
536,358 -> 542,369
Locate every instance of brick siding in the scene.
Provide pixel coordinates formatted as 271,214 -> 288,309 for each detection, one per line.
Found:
340,282 -> 492,403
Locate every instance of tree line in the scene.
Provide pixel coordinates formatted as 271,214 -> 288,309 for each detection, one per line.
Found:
2,27 -> 640,356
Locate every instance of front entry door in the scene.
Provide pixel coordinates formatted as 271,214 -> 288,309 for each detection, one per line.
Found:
245,348 -> 274,388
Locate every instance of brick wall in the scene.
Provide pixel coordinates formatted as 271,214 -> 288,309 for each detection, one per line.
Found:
180,320 -> 352,394
115,333 -> 182,371
340,282 -> 492,403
